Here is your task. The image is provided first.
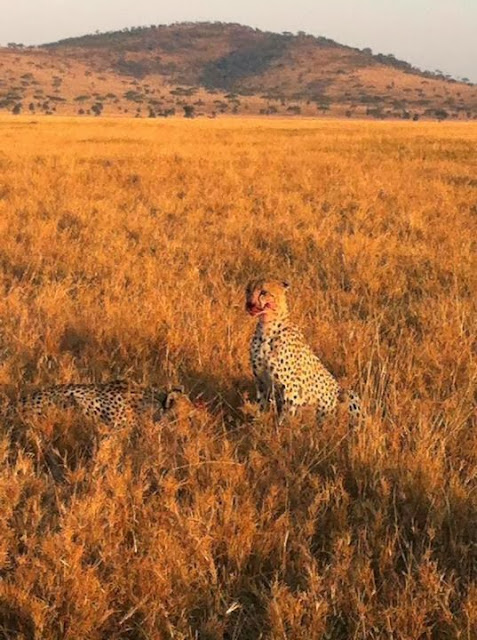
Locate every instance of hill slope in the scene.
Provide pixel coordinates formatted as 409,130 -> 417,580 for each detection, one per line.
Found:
1,22 -> 476,118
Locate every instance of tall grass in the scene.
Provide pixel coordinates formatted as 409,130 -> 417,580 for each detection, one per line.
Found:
0,116 -> 475,639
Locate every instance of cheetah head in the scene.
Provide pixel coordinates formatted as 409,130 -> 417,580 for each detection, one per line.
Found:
245,279 -> 290,321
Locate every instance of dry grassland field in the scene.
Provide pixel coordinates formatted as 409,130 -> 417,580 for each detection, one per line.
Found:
0,115 -> 476,639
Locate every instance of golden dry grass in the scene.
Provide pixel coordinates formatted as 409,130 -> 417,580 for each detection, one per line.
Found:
0,115 -> 476,639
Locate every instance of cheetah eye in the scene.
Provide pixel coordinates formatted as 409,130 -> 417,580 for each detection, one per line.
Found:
259,290 -> 267,297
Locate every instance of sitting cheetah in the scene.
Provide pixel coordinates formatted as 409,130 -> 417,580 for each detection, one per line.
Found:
17,380 -> 187,427
245,278 -> 361,420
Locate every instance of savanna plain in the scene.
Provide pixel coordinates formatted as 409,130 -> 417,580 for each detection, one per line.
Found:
0,116 -> 475,639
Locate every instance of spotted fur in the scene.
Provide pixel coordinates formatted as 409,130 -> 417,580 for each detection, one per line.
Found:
18,380 -> 187,426
246,279 -> 361,420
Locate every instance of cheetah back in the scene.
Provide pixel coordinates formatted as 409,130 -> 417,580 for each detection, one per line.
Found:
19,381 -> 178,426
269,324 -> 340,414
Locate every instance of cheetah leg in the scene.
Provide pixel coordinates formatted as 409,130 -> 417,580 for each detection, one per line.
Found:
276,403 -> 297,425
275,387 -> 297,423
256,377 -> 271,412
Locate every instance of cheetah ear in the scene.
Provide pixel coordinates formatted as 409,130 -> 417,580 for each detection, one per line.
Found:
282,280 -> 290,290
163,392 -> 176,411
163,386 -> 185,410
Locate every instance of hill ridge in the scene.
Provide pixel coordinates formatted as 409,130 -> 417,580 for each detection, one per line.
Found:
1,21 -> 476,119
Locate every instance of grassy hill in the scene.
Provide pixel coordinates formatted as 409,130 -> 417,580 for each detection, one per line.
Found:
1,22 -> 476,119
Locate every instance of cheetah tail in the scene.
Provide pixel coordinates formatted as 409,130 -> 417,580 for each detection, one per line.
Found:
338,388 -> 362,418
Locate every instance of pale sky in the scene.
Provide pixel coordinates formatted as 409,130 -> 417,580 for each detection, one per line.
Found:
1,0 -> 476,82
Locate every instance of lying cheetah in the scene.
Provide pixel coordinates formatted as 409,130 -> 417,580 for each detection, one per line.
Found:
246,278 -> 361,420
17,380 -> 187,427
